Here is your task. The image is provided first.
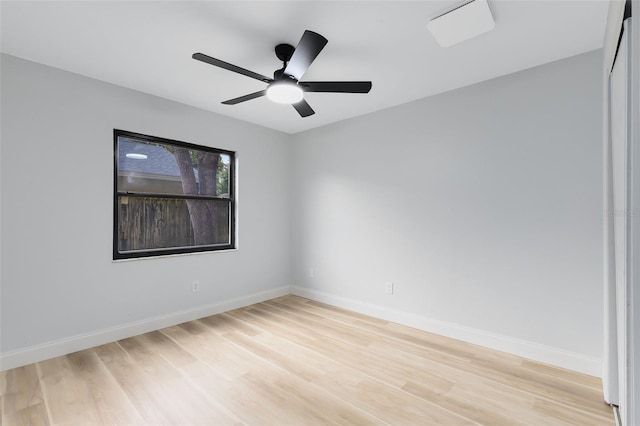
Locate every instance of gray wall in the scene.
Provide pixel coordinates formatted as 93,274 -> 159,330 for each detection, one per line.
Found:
291,50 -> 603,360
0,54 -> 291,353
1,50 -> 604,373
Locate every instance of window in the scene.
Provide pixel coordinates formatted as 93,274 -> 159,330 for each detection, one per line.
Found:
114,130 -> 235,259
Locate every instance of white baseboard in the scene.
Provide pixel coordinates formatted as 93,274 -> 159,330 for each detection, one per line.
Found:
0,286 -> 290,371
291,286 -> 602,377
2,285 -> 602,378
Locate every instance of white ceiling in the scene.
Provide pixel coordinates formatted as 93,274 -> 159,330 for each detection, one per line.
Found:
1,1 -> 609,134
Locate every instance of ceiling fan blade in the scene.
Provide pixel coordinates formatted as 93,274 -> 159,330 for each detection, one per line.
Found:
292,99 -> 315,117
221,90 -> 267,105
300,81 -> 372,93
284,31 -> 328,81
193,53 -> 273,83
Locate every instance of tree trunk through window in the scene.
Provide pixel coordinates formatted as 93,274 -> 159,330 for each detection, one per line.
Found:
174,148 -> 220,245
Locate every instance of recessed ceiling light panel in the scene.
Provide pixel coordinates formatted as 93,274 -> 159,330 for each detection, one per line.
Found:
427,0 -> 495,47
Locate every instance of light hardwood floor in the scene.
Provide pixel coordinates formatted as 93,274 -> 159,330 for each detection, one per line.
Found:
1,296 -> 613,425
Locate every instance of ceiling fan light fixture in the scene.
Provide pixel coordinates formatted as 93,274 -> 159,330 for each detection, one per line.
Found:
266,81 -> 304,104
193,30 -> 371,117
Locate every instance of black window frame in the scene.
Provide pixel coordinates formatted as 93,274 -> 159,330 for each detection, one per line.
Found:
113,129 -> 236,260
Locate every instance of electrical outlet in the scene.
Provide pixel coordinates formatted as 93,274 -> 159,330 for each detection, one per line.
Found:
192,280 -> 200,292
385,282 -> 394,295
309,268 -> 315,279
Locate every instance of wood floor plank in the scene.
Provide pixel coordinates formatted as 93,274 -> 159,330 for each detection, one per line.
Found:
94,341 -> 187,425
238,300 -> 613,424
65,349 -> 145,425
1,403 -> 49,426
448,379 -> 606,426
231,306 -> 410,388
229,308 -> 516,425
469,354 -> 610,417
223,326 -> 472,425
161,321 -> 260,380
367,335 -> 611,421
304,299 -> 391,325
158,325 -> 267,424
138,330 -> 198,369
0,369 -> 7,395
532,396 -> 610,426
36,355 -> 102,425
115,334 -> 239,425
0,295 -> 613,425
223,330 -> 402,425
401,380 -> 525,426
262,300 -> 374,347
198,311 -> 261,337
520,359 -> 602,388
369,339 -> 610,425
164,322 -> 379,425
247,303 -> 478,389
265,300 -> 490,373
1,365 -> 43,416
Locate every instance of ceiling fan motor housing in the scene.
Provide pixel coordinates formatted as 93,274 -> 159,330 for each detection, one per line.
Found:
275,43 -> 295,62
274,44 -> 296,80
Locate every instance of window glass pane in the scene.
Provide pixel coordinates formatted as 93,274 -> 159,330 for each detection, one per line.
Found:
117,137 -> 231,197
114,130 -> 235,259
117,196 -> 231,253
218,154 -> 231,196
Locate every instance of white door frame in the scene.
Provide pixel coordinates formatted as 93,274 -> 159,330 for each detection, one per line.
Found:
628,1 -> 639,423
603,1 -> 639,424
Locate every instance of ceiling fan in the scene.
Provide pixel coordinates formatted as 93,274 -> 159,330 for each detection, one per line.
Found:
192,30 -> 372,118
